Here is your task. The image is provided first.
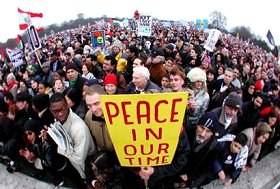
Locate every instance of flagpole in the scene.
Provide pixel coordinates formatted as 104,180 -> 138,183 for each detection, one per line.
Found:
35,50 -> 42,68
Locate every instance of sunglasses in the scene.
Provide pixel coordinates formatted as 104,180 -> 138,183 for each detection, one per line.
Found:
25,131 -> 33,136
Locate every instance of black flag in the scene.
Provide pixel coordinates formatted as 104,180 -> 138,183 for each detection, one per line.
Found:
266,30 -> 276,46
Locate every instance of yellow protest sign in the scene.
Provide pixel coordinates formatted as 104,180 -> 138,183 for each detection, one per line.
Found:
100,92 -> 188,167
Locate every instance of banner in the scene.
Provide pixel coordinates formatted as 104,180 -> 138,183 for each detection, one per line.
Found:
204,29 -> 221,52
128,19 -> 137,31
0,48 -> 6,62
18,8 -> 43,32
266,30 -> 276,46
6,47 -> 24,68
91,30 -> 105,48
101,92 -> 188,167
138,15 -> 152,37
26,25 -> 42,52
196,19 -> 208,29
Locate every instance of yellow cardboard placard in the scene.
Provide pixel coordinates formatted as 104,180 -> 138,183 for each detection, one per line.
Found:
100,92 -> 188,167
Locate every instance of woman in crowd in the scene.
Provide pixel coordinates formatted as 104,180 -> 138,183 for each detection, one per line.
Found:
29,77 -> 40,97
64,86 -> 88,119
242,80 -> 256,102
186,67 -> 210,125
82,60 -> 95,80
52,78 -> 66,94
104,73 -> 120,95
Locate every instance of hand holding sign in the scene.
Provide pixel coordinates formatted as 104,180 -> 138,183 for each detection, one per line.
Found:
101,92 -> 188,167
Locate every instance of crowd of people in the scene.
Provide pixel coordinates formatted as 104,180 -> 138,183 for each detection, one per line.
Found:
0,21 -> 279,189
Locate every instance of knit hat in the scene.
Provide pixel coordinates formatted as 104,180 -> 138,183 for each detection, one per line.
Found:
84,79 -> 101,86
27,64 -> 39,72
165,43 -> 175,51
112,40 -> 122,49
16,92 -> 32,102
197,112 -> 218,133
104,74 -> 118,86
187,67 -> 207,82
65,63 -> 79,72
256,122 -> 272,138
42,62 -> 50,68
203,55 -> 211,64
255,80 -> 264,91
234,133 -> 248,146
224,92 -> 242,113
23,118 -> 41,134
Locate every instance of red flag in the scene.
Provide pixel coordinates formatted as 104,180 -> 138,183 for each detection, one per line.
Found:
0,48 -> 6,62
18,8 -> 43,32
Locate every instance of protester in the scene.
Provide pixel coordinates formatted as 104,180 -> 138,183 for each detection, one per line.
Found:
0,17 -> 279,189
45,92 -> 96,188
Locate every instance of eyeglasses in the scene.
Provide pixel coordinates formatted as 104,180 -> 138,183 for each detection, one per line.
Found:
51,106 -> 68,115
25,131 -> 33,136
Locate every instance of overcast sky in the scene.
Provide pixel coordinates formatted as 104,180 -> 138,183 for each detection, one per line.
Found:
0,0 -> 279,47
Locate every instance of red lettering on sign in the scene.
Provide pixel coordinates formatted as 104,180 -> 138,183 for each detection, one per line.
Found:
140,144 -> 153,155
105,102 -> 119,125
146,128 -> 162,140
131,129 -> 137,141
147,156 -> 159,165
170,98 -> 182,122
124,145 -> 137,155
137,101 -> 150,124
155,100 -> 168,123
122,101 -> 133,124
161,155 -> 169,164
158,143 -> 169,154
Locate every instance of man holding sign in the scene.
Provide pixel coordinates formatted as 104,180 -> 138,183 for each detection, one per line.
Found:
100,91 -> 190,188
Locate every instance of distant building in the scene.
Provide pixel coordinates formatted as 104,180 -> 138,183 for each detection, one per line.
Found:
77,13 -> 84,19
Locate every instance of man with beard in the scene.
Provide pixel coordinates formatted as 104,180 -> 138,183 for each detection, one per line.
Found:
235,92 -> 264,134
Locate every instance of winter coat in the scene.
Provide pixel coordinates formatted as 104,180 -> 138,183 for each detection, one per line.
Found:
84,111 -> 114,152
57,108 -> 96,178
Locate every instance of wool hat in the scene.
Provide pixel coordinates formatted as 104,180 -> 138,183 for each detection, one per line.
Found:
27,64 -> 39,72
42,62 -> 50,68
224,92 -> 242,113
23,118 -> 41,134
16,92 -> 32,102
234,133 -> 248,146
255,80 -> 264,91
104,74 -> 118,86
65,63 -> 79,72
165,43 -> 175,51
151,48 -> 165,57
187,67 -> 207,82
197,111 -> 218,133
203,55 -> 211,64
256,122 -> 272,138
84,79 -> 101,86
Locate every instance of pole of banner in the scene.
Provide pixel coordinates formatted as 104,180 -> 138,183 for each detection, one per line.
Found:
144,180 -> 149,189
142,166 -> 149,189
35,50 -> 42,68
200,49 -> 207,62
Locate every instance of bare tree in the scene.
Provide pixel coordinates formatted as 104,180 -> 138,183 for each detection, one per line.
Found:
209,10 -> 227,30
